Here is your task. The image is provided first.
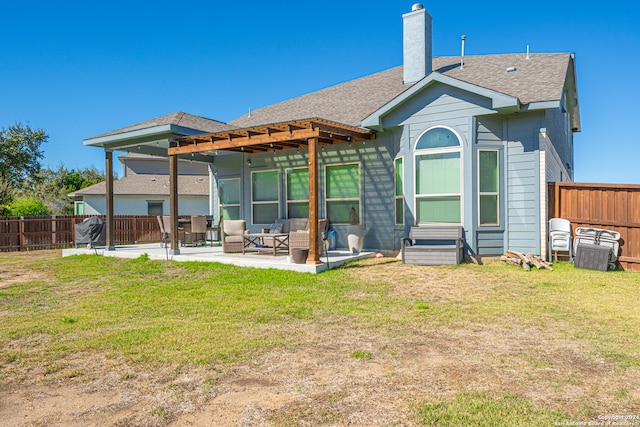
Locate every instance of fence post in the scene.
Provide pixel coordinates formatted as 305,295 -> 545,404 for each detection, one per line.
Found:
52,215 -> 57,246
554,182 -> 561,218
19,216 -> 25,251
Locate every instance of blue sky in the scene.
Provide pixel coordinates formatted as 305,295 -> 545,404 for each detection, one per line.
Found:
2,1 -> 639,183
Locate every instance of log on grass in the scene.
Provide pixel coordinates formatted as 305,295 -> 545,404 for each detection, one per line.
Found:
501,250 -> 553,271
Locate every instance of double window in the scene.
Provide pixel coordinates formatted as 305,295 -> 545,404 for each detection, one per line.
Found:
325,163 -> 360,224
414,127 -> 462,225
219,177 -> 240,220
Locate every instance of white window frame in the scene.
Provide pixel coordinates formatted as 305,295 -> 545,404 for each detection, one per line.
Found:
413,125 -> 464,226
394,156 -> 404,225
285,167 -> 309,219
251,169 -> 280,225
218,177 -> 241,221
477,149 -> 500,227
324,162 -> 362,225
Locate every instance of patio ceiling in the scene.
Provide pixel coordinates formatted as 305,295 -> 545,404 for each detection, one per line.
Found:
168,118 -> 376,155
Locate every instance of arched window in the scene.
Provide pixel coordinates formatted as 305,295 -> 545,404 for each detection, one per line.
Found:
414,126 -> 462,224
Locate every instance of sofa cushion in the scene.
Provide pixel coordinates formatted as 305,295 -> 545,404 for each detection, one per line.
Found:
288,218 -> 308,232
225,235 -> 244,243
223,220 -> 245,236
268,222 -> 283,233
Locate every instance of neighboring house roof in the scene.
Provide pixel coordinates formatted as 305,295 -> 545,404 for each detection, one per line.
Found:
229,53 -> 573,128
69,175 -> 209,197
86,111 -> 236,141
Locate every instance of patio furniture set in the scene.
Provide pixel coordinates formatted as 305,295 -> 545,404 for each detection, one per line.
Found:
157,215 -> 217,248
220,218 -> 328,263
548,218 -> 621,271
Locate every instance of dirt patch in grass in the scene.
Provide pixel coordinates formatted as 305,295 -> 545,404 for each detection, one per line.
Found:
1,253 -> 639,426
0,251 -> 55,289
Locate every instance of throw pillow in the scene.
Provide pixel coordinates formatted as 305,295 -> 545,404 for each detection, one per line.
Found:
268,222 -> 283,234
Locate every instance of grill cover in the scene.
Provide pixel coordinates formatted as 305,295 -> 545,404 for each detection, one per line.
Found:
75,216 -> 106,247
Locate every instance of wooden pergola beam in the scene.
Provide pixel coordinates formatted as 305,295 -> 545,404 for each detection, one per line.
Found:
307,136 -> 320,264
170,119 -> 376,156
171,127 -> 321,155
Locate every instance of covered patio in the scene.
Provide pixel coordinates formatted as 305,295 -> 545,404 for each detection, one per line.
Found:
97,118 -> 376,265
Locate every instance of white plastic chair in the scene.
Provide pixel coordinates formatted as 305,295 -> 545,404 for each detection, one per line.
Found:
548,218 -> 573,263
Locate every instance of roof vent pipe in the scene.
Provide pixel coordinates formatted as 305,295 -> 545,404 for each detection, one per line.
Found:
461,35 -> 466,70
526,44 -> 530,59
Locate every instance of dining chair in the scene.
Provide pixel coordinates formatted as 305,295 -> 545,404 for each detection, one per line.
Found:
187,215 -> 207,246
157,216 -> 168,247
548,218 -> 573,263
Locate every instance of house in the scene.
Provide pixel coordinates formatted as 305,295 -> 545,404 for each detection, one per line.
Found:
68,152 -> 210,216
84,4 -> 579,260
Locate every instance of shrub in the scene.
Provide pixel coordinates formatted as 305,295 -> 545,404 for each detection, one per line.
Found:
7,197 -> 50,216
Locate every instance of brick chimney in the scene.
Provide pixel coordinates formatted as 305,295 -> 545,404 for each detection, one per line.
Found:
403,3 -> 432,84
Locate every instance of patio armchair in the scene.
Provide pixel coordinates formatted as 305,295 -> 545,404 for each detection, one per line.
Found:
221,219 -> 247,253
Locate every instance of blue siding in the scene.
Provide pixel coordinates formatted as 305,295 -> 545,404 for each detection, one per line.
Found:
506,113 -> 543,254
384,83 -> 493,134
231,135 -> 397,251
475,116 -> 505,255
385,83 -> 496,255
545,107 -> 574,180
207,89 -> 553,256
476,117 -> 503,143
476,230 -> 504,254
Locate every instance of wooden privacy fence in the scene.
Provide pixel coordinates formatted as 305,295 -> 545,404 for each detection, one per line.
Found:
0,215 -> 164,252
548,182 -> 640,272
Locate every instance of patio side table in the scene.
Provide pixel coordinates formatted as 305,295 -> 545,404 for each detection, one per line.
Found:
242,233 -> 289,256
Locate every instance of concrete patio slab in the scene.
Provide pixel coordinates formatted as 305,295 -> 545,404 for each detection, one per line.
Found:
62,243 -> 375,273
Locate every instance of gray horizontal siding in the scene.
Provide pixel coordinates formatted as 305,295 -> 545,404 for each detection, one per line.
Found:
477,230 -> 504,255
237,133 -> 397,251
385,83 -> 494,141
545,107 -> 573,176
476,117 -> 503,144
506,114 -> 542,254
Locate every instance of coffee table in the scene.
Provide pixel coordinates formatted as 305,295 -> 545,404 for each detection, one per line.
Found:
242,233 -> 289,256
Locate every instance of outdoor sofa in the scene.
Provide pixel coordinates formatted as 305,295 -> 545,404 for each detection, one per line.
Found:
262,218 -> 328,255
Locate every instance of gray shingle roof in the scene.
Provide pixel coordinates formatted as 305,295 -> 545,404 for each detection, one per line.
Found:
69,175 -> 209,197
86,111 -> 237,140
229,53 -> 572,128
434,53 -> 571,105
230,67 -> 408,128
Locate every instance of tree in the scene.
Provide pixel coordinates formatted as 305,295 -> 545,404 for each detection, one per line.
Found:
19,165 -> 105,215
0,123 -> 47,205
5,197 -> 50,216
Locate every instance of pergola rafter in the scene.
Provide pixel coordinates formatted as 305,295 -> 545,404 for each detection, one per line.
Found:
169,118 -> 375,156
165,118 -> 375,264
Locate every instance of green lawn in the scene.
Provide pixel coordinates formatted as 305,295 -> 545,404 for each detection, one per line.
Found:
1,252 -> 638,425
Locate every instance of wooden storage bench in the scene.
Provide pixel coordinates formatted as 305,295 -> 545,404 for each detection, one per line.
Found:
401,226 -> 465,265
